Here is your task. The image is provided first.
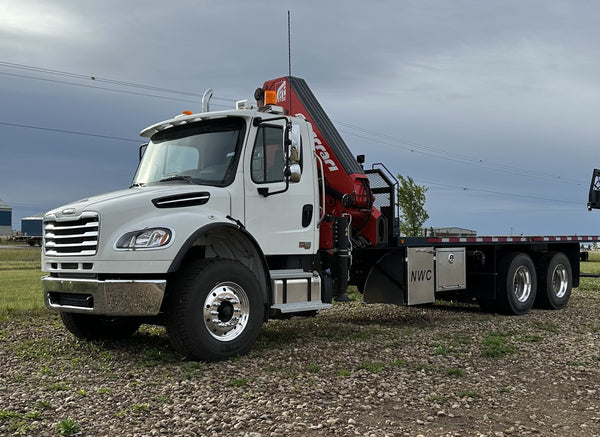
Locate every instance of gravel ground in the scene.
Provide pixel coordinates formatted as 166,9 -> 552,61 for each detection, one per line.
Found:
1,288 -> 599,437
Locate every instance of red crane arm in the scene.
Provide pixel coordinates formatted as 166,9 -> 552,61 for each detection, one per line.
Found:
260,76 -> 386,249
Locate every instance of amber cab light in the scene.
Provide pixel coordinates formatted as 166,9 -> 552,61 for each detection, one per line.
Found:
264,90 -> 277,105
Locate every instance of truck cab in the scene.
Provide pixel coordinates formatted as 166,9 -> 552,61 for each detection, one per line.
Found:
42,98 -> 332,361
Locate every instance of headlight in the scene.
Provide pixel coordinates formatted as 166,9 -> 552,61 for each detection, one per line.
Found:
116,228 -> 172,250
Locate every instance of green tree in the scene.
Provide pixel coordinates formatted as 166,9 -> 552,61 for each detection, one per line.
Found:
397,175 -> 429,236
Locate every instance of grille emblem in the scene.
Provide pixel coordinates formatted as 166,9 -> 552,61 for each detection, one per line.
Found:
62,208 -> 76,215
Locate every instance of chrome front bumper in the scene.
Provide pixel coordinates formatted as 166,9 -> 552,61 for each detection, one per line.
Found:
41,276 -> 166,316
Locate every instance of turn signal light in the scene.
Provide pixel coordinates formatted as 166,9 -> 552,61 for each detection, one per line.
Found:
182,111 -> 193,115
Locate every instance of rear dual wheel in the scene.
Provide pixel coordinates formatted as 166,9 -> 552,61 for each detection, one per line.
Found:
496,252 -> 537,315
480,251 -> 572,314
536,252 -> 572,309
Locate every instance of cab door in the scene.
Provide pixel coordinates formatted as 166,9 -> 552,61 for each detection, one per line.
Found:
243,121 -> 318,255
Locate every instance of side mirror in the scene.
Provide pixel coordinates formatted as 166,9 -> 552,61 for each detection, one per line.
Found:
289,124 -> 301,163
286,124 -> 301,183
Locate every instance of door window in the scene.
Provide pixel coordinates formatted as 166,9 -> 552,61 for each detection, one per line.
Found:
251,126 -> 285,183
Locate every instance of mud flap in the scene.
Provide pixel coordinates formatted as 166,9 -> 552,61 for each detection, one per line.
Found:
363,250 -> 407,305
363,247 -> 437,306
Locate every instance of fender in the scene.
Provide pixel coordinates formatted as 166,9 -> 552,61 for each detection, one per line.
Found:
168,222 -> 272,307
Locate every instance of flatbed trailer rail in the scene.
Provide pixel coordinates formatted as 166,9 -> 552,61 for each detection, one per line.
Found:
400,235 -> 600,246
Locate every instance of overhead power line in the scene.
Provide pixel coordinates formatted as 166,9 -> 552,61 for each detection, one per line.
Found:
338,127 -> 585,187
0,61 -> 237,102
0,71 -> 232,108
335,120 -> 586,186
0,121 -> 139,143
418,179 -> 582,205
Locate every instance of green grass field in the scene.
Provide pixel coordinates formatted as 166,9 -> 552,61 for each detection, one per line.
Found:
0,248 -> 599,318
579,250 -> 600,291
0,247 -> 45,317
582,250 -> 600,270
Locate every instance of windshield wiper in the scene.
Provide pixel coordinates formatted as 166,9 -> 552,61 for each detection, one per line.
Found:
158,174 -> 193,183
130,182 -> 145,188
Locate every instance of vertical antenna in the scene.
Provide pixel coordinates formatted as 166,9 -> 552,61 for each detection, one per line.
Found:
287,11 -> 292,77
287,10 -> 292,115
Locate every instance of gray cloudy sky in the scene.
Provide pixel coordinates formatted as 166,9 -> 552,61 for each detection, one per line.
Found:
1,0 -> 599,235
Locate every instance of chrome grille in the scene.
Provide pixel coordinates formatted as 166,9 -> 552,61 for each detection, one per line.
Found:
44,212 -> 99,256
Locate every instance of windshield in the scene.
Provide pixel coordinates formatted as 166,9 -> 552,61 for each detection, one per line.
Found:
133,118 -> 246,187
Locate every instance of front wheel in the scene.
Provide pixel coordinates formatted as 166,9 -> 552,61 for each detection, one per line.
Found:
165,259 -> 264,362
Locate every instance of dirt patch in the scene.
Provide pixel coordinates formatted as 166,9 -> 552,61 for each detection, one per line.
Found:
1,289 -> 599,436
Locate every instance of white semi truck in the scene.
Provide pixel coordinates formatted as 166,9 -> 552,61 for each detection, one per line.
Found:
41,77 -> 600,361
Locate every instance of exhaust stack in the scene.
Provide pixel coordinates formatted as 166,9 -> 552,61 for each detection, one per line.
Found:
202,88 -> 214,112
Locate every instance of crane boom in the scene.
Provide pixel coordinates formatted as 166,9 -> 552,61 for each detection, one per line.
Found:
260,76 -> 387,249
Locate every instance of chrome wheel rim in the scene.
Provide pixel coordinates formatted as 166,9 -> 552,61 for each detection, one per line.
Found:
551,264 -> 569,299
203,282 -> 250,341
513,266 -> 532,303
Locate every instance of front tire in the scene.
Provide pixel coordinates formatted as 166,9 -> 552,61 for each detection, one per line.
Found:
496,252 -> 537,315
60,313 -> 141,340
165,259 -> 264,362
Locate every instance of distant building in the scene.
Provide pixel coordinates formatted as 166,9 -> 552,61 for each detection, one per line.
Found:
423,227 -> 477,237
21,213 -> 44,236
0,199 -> 12,236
